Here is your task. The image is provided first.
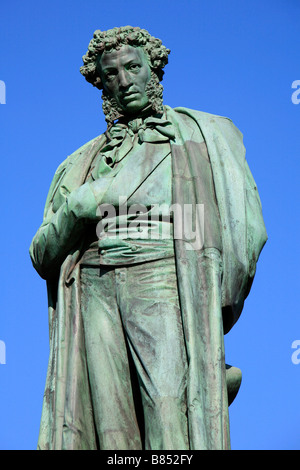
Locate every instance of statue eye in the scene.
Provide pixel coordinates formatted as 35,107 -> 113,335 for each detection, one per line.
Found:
128,64 -> 141,72
104,70 -> 117,80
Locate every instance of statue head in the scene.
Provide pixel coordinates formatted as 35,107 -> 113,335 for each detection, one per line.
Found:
80,26 -> 170,124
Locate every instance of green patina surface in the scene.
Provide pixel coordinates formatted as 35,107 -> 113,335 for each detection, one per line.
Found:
30,26 -> 267,450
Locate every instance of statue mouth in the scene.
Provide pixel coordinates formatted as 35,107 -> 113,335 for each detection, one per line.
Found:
121,92 -> 140,103
123,91 -> 139,97
124,90 -> 138,96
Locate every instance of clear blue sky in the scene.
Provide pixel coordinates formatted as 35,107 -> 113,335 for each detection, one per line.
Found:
1,0 -> 299,450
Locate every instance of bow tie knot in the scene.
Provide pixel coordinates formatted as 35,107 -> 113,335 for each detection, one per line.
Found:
94,114 -> 175,171
106,115 -> 175,145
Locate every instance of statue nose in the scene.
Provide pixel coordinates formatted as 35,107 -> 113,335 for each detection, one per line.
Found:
118,69 -> 132,88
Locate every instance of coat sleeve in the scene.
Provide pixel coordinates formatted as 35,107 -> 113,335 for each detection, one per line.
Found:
29,164 -> 112,280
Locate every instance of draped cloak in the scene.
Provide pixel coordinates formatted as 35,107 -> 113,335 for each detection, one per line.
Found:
30,106 -> 267,450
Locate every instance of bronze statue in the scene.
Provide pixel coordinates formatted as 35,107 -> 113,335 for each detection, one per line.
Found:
30,26 -> 267,450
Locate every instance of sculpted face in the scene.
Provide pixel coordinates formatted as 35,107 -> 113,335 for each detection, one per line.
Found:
97,45 -> 152,115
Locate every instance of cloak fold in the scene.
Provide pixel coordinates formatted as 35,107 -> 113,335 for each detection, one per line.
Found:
31,107 -> 267,450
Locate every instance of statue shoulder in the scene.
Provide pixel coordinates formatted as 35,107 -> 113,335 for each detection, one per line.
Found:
167,105 -> 243,144
169,105 -> 234,126
43,134 -> 106,217
53,134 -> 105,175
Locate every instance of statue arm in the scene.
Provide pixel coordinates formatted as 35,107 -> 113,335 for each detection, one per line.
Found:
29,178 -> 112,280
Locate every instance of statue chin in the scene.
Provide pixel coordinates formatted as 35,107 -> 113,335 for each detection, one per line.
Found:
120,98 -> 149,116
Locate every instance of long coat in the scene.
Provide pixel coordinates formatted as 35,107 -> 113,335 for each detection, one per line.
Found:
30,106 -> 267,450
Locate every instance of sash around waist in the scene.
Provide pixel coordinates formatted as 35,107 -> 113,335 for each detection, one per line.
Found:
80,237 -> 175,267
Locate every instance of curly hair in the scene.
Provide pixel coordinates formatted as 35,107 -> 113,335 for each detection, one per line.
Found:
80,26 -> 170,90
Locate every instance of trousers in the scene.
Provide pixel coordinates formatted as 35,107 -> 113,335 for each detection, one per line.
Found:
80,256 -> 189,450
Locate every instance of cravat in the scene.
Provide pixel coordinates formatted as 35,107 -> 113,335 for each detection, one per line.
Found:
100,115 -> 175,167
